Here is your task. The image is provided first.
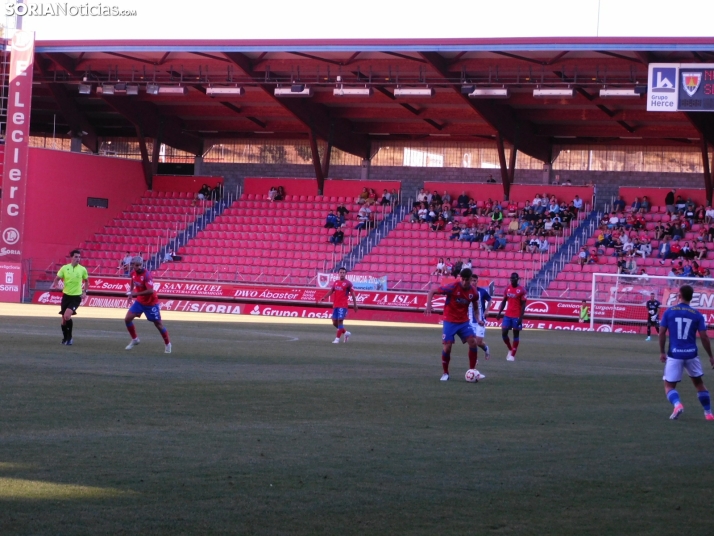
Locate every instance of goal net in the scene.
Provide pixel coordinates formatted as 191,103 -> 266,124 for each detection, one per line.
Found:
589,272 -> 714,333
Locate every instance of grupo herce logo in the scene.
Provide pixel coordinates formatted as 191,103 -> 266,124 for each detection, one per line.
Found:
2,228 -> 20,245
652,67 -> 676,93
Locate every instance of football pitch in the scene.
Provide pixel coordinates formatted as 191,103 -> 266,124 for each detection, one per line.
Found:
1,310 -> 714,535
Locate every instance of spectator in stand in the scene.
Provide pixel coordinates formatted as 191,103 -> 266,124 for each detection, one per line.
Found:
616,252 -> 627,273
682,241 -> 695,260
441,203 -> 454,223
481,198 -> 495,217
457,191 -> 469,209
430,191 -> 442,206
329,228 -> 344,246
637,238 -> 652,259
532,194 -> 544,214
664,190 -> 676,213
449,222 -> 462,240
669,238 -> 683,261
589,248 -> 600,265
211,183 -> 224,201
357,187 -> 370,205
706,205 -> 714,224
630,197 -> 641,213
480,234 -> 496,252
612,196 -> 626,212
548,197 -> 560,214
368,188 -> 379,204
460,226 -> 473,242
119,251 -> 132,274
607,212 -> 620,229
654,223 -> 665,241
444,258 -> 453,274
506,201 -> 518,218
675,195 -> 686,213
572,195 -> 583,213
442,191 -> 452,205
527,237 -> 539,254
695,204 -> 706,223
463,259 -> 473,270
197,183 -> 211,201
639,196 -> 650,213
508,218 -> 520,235
390,188 -> 399,205
336,204 -> 349,226
417,204 -> 428,222
658,236 -> 671,263
433,257 -> 446,275
324,211 -> 339,229
379,189 -> 391,206
416,188 -> 428,203
697,241 -> 708,260
486,174 -> 496,183
464,198 -> 478,217
163,248 -> 176,263
563,179 -> 572,186
268,186 -> 278,202
684,205 -> 696,226
578,246 -> 588,269
494,231 -> 508,251
491,206 -> 504,225
409,206 -> 420,223
431,216 -> 446,232
274,186 -> 285,201
623,256 -> 638,276
538,236 -> 550,254
356,205 -> 372,230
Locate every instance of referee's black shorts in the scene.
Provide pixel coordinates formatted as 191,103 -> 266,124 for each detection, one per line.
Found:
60,294 -> 82,315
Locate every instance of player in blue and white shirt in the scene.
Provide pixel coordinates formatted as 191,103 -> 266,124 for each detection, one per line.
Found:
468,286 -> 492,360
659,284 -> 714,420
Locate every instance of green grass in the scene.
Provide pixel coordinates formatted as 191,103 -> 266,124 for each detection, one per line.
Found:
1,317 -> 713,535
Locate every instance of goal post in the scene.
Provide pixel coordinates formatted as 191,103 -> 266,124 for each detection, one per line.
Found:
589,272 -> 714,332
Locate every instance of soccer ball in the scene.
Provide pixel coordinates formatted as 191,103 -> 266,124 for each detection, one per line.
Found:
465,369 -> 483,383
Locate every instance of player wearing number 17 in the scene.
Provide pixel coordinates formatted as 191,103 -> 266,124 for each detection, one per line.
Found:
659,284 -> 714,421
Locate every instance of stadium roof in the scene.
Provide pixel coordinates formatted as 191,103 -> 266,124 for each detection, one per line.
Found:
28,37 -> 714,161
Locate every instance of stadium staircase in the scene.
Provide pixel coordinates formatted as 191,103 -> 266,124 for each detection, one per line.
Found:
146,194 -> 233,272
156,194 -> 394,285
526,209 -> 602,298
339,203 -> 411,272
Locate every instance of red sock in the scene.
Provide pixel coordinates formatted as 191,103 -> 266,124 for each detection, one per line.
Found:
468,348 -> 478,369
512,340 -> 520,356
503,336 -> 513,351
441,350 -> 451,373
126,322 -> 137,339
337,328 -> 345,338
155,324 -> 170,344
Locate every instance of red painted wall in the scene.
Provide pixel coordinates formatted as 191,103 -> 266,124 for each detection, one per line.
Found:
242,177 -> 401,198
323,179 -> 401,197
152,175 -> 223,193
23,149 -> 146,269
619,187 -> 707,206
423,182 -> 594,205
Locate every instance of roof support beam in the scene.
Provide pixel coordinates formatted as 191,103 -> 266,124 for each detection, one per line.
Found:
223,51 -> 371,160
100,96 -> 203,155
308,130 -> 325,194
419,51 -> 552,163
36,57 -> 98,152
702,138 -> 713,205
688,112 -> 714,204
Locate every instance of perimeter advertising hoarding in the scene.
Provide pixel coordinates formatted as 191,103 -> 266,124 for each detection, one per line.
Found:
31,291 -> 647,333
0,31 -> 34,266
0,262 -> 22,302
647,63 -> 714,112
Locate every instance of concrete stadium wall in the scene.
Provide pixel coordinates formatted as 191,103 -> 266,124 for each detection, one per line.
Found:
201,162 -> 708,201
24,149 -> 146,269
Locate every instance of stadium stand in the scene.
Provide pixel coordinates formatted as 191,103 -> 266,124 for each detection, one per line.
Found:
52,191 -> 211,275
157,193 -> 394,284
545,202 -> 714,301
352,195 -> 589,292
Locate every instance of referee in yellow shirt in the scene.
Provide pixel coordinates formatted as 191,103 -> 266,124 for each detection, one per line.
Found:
51,249 -> 89,345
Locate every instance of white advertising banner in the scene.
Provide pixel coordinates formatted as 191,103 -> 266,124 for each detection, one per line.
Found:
647,63 -> 678,112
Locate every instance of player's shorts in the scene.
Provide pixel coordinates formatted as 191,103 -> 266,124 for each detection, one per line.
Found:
332,307 -> 348,321
647,318 -> 659,327
470,322 -> 486,338
663,356 -> 704,383
129,300 -> 162,322
59,294 -> 82,315
501,315 -> 522,330
442,321 -> 475,343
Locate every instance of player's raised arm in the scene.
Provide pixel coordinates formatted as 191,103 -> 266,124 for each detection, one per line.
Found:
519,292 -> 528,323
318,288 -> 333,303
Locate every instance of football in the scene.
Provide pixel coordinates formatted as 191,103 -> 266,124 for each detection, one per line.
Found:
465,369 -> 483,383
